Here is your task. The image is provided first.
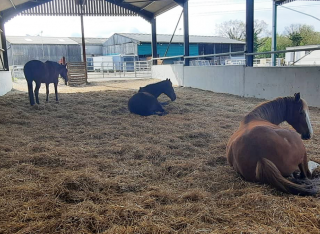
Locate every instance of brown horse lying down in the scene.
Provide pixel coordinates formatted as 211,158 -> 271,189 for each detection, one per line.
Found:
226,93 -> 317,195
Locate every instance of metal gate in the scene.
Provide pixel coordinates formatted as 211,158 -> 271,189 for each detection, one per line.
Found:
67,62 -> 87,85
86,60 -> 151,80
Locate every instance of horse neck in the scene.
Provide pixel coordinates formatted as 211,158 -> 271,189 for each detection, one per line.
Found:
145,83 -> 165,98
242,98 -> 290,125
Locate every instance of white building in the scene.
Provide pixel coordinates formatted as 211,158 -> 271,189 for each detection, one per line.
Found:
285,45 -> 320,66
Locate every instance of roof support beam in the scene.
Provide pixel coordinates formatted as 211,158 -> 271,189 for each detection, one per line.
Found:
173,0 -> 184,7
79,1 -> 88,83
108,0 -> 154,22
271,0 -> 278,66
245,0 -> 254,67
183,0 -> 189,66
151,17 -> 157,65
1,0 -> 53,22
0,18 -> 9,70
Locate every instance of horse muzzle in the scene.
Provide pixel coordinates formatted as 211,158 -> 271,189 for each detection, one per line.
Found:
171,95 -> 177,101
302,133 -> 311,140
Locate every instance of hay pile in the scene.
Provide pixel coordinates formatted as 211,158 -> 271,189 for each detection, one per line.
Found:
1,79 -> 320,233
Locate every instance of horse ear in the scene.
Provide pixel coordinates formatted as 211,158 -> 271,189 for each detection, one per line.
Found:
294,92 -> 301,102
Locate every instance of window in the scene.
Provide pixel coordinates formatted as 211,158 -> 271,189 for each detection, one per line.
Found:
215,44 -> 230,54
231,44 -> 245,52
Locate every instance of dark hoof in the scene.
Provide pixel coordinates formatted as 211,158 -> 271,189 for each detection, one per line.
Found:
160,102 -> 169,106
157,111 -> 168,116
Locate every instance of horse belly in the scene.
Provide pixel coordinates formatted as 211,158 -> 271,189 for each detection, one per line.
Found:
227,126 -> 305,181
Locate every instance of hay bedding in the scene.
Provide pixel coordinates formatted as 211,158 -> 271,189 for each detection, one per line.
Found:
1,79 -> 320,234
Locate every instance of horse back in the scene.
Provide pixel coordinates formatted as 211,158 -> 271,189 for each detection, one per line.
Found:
24,60 -> 46,83
24,60 -> 59,84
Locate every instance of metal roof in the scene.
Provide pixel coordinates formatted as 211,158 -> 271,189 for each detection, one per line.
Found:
6,36 -> 79,45
276,0 -> 320,5
0,0 -> 180,22
70,37 -> 108,45
0,0 -> 30,12
116,33 -> 245,44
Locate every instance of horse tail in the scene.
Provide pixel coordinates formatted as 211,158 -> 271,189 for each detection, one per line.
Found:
256,158 -> 317,196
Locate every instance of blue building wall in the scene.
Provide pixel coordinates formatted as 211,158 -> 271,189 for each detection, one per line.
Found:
138,43 -> 199,57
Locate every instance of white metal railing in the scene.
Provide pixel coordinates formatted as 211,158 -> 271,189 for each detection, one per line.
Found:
10,65 -> 25,79
225,58 -> 284,66
86,60 -> 152,78
150,47 -> 320,66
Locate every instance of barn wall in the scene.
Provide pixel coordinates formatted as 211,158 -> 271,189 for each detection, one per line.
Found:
244,66 -> 320,108
103,42 -> 137,55
85,45 -> 103,57
138,43 -> 199,57
152,65 -> 184,86
8,44 -> 81,66
152,65 -> 320,108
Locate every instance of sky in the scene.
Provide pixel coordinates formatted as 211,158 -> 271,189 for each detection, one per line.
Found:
4,0 -> 320,38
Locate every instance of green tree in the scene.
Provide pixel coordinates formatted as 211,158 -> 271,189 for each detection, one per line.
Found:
284,24 -> 320,46
257,35 -> 291,58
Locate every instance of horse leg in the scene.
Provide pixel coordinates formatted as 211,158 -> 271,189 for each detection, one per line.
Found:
160,102 -> 169,106
54,83 -> 59,103
46,83 -> 49,102
298,154 -> 312,179
34,82 -> 41,105
154,102 -> 167,116
27,81 -> 35,106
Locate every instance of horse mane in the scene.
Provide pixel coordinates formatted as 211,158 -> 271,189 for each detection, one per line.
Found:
143,80 -> 168,89
242,97 -> 296,125
45,60 -> 60,67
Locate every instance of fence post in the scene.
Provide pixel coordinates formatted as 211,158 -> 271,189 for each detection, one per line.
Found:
102,62 -> 104,78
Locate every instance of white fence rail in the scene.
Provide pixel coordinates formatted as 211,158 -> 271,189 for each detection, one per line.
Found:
87,61 -> 151,79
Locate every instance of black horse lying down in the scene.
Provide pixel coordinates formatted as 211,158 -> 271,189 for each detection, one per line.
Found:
24,60 -> 68,106
128,79 -> 176,116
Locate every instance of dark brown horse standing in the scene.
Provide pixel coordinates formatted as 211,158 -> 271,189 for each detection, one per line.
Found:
226,93 -> 316,195
128,79 -> 176,116
24,60 -> 68,106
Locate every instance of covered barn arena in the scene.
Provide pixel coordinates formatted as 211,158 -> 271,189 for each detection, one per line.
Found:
1,79 -> 320,233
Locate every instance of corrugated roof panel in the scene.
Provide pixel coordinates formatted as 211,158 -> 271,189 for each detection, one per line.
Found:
117,33 -> 245,44
1,0 -> 179,20
70,37 -> 108,45
6,36 -> 79,45
276,0 -> 320,5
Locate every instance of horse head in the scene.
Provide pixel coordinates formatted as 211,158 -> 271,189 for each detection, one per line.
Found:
286,93 -> 313,140
163,78 -> 176,101
59,64 -> 68,85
